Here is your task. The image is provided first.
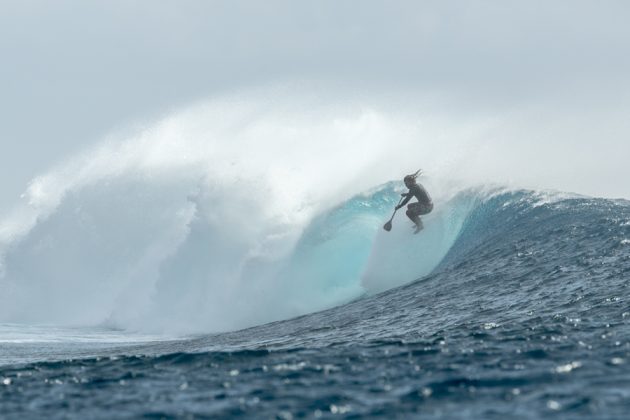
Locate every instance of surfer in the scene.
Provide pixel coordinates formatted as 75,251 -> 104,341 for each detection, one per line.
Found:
396,170 -> 433,234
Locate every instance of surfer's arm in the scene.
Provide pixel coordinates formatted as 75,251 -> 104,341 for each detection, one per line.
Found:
397,192 -> 413,209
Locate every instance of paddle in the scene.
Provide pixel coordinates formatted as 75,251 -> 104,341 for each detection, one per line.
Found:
383,196 -> 405,232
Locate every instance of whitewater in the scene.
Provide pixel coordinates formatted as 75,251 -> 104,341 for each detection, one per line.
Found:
0,94 -> 488,334
1,93 -> 629,418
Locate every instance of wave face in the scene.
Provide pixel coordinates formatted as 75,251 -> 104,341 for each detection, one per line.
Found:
1,189 -> 629,418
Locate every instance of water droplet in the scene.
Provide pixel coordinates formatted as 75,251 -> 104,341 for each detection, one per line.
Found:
547,400 -> 561,410
329,404 -> 351,414
555,361 -> 582,373
278,411 -> 293,420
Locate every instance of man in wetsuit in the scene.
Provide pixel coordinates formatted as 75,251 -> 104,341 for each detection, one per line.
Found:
396,170 -> 433,234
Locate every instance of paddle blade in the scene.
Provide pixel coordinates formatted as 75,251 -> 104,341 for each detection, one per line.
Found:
383,221 -> 392,231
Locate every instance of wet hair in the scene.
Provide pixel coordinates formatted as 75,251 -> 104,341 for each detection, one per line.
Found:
404,169 -> 422,184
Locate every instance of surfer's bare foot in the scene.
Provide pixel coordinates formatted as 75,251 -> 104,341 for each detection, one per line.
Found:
413,225 -> 423,234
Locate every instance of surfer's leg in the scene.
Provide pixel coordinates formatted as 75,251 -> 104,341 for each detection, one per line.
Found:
418,202 -> 434,216
413,217 -> 424,234
406,206 -> 423,232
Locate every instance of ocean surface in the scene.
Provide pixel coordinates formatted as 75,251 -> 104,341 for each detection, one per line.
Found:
1,187 -> 629,418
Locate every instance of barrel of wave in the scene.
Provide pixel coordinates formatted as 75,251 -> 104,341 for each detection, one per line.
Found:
361,190 -> 476,295
277,185 -> 476,313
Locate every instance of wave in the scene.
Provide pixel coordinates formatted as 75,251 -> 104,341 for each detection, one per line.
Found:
1,94 -> 623,335
0,168 -> 478,334
0,159 -> 582,336
0,95 -> 478,334
2,186 -> 628,418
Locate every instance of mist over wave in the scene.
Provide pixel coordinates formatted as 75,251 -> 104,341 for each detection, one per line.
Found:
0,91 -> 620,334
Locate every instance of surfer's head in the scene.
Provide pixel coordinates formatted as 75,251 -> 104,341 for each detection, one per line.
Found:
404,170 -> 422,188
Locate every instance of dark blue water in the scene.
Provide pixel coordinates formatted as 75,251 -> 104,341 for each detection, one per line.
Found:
1,190 -> 629,418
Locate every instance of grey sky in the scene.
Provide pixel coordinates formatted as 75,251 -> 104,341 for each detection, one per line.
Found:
2,0 -> 630,207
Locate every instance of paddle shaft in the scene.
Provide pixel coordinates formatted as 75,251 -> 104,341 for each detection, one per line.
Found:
386,196 -> 405,224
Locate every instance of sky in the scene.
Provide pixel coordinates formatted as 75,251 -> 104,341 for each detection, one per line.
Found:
2,0 -> 630,210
